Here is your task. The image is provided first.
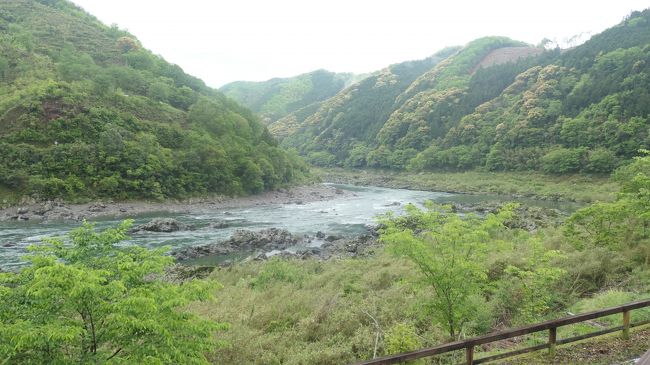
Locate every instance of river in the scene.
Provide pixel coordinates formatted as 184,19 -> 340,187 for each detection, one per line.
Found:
0,184 -> 579,268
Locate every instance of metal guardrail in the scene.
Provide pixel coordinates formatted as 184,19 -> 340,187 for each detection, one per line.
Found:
353,298 -> 650,365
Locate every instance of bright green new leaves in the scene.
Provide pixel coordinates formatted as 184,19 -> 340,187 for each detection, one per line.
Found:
379,203 -> 515,339
565,152 -> 650,264
384,322 -> 423,363
501,241 -> 566,324
0,221 -> 227,364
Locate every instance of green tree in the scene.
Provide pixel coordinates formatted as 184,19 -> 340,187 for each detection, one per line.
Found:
239,159 -> 264,193
379,203 -> 514,339
584,148 -> 618,173
485,143 -> 507,171
367,146 -> 392,168
565,151 -> 650,264
0,56 -> 9,82
0,221 -> 227,364
540,147 -> 586,174
306,151 -> 337,167
344,143 -> 370,168
501,241 -> 566,324
148,80 -> 173,102
388,148 -> 418,169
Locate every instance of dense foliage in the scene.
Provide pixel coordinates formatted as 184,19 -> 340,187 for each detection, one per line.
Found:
196,156 -> 650,363
0,220 -> 226,364
565,151 -> 650,280
220,69 -> 365,124
379,203 -> 516,338
273,10 -> 650,173
0,0 -> 308,202
272,47 -> 460,166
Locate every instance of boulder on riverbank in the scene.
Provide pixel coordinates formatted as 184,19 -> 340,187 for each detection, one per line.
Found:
448,201 -> 565,231
1,201 -> 79,222
164,264 -> 216,282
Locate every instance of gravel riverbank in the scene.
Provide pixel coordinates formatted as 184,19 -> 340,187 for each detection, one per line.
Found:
0,184 -> 354,223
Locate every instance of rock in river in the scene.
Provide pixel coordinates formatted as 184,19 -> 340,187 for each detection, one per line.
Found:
173,228 -> 299,261
131,218 -> 188,233
229,228 -> 298,250
172,226 -> 380,263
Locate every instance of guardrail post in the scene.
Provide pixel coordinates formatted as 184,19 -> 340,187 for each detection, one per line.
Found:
622,310 -> 630,340
466,346 -> 474,365
548,327 -> 557,357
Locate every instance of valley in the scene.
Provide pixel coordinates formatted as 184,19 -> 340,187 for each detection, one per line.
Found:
0,1 -> 649,364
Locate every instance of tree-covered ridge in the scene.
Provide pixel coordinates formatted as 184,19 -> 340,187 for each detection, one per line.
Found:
273,47 -> 460,167
0,0 -> 308,202
220,69 -> 366,124
560,9 -> 650,70
276,37 -> 551,168
374,38 -> 547,160
394,37 -> 529,105
275,10 -> 650,173
413,24 -> 650,172
410,64 -> 578,171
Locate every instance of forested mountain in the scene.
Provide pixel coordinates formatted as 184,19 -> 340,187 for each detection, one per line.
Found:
275,10 -> 650,173
220,70 -> 366,124
271,46 -> 461,166
0,0 -> 308,202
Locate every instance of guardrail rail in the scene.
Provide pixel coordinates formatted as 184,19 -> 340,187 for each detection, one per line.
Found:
353,298 -> 650,365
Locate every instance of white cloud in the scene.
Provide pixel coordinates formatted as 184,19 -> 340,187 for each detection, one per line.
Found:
71,0 -> 649,87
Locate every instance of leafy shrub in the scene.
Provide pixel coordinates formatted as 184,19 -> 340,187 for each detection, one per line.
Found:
367,146 -> 392,168
28,176 -> 71,199
584,148 -> 618,173
0,221 -> 227,364
384,322 -> 423,362
306,151 -> 337,167
540,147 -> 586,174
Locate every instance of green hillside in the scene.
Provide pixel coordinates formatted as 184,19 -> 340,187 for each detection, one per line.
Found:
276,10 -> 650,173
412,11 -> 650,173
0,0 -> 308,202
220,69 -> 365,124
273,47 -> 461,167
277,37 -> 554,167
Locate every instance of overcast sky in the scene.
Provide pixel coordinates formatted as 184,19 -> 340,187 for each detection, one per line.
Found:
71,0 -> 649,88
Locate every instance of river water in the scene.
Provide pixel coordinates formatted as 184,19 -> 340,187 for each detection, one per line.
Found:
0,184 -> 579,269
